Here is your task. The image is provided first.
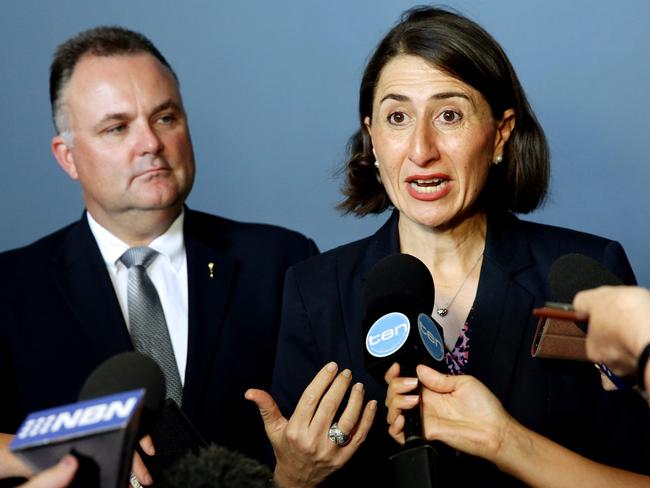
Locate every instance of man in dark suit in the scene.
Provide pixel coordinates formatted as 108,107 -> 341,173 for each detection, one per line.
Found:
0,26 -> 316,484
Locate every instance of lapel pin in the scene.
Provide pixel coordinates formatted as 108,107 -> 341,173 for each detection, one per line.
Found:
208,262 -> 215,279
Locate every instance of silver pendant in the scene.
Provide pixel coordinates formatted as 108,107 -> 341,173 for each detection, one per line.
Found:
436,308 -> 448,317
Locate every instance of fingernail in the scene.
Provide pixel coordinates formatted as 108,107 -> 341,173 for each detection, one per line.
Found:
404,378 -> 418,386
341,369 -> 352,378
60,454 -> 74,467
405,395 -> 419,404
353,382 -> 364,392
326,361 -> 337,372
368,400 -> 378,410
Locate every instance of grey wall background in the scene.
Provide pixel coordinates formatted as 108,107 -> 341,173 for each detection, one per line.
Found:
1,0 -> 649,285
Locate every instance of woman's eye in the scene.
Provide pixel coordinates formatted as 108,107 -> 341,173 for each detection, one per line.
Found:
437,110 -> 462,124
387,112 -> 409,125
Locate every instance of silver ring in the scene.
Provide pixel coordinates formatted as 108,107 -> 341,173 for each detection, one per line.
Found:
130,473 -> 142,488
328,422 -> 350,447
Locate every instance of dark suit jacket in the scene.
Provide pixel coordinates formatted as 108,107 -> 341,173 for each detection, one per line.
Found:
272,210 -> 650,486
0,208 -> 317,463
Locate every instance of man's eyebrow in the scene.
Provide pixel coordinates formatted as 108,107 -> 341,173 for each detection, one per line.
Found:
93,112 -> 130,132
93,99 -> 183,131
379,91 -> 472,104
151,99 -> 182,114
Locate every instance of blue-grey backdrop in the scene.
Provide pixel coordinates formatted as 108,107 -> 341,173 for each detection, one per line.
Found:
1,0 -> 649,285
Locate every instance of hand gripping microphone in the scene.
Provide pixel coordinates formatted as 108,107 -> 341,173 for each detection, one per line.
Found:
79,352 -> 207,482
9,352 -> 165,488
541,253 -> 633,389
363,254 -> 447,488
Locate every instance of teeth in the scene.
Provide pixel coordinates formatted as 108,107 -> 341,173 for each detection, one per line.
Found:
410,180 -> 448,193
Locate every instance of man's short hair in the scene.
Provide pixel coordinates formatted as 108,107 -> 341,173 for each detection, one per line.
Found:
49,25 -> 178,136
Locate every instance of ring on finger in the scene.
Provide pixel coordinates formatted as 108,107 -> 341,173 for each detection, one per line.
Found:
328,422 -> 351,447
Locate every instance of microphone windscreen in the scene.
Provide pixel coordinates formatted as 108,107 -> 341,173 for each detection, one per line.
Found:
364,254 -> 434,321
549,253 -> 622,303
78,351 -> 165,436
157,443 -> 274,488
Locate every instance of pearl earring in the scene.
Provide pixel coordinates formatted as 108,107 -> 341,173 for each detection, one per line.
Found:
374,160 -> 379,169
493,155 -> 503,165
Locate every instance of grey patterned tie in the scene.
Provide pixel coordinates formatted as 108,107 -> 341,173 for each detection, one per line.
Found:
120,247 -> 183,406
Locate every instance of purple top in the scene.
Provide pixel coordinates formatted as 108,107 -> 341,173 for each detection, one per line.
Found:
444,308 -> 473,374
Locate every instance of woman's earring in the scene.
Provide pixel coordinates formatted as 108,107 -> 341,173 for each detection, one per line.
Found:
374,160 -> 379,169
493,155 -> 503,165
374,160 -> 382,183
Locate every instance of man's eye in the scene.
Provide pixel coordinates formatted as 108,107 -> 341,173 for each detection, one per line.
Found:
106,124 -> 127,134
387,112 -> 409,125
437,110 -> 462,124
158,114 -> 177,125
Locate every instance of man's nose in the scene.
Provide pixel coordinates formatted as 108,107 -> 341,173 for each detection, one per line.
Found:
134,122 -> 163,156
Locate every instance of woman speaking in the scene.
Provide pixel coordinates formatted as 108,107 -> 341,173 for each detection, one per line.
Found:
248,6 -> 649,487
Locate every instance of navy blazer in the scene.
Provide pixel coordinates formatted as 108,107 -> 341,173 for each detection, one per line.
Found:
272,211 -> 650,486
0,208 -> 317,462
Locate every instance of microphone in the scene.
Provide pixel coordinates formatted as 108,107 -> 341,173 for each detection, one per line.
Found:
363,253 -> 446,488
364,254 -> 447,385
157,443 -> 274,488
78,352 -> 207,482
532,253 -> 623,339
78,351 -> 165,438
533,253 -> 632,389
549,253 -> 623,306
8,354 -> 156,488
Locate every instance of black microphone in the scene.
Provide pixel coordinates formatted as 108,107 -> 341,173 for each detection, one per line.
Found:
157,443 -> 274,488
545,253 -> 634,389
549,253 -> 622,307
363,253 -> 446,488
8,352 -> 164,488
78,352 -> 207,482
78,351 -> 165,438
533,253 -> 623,336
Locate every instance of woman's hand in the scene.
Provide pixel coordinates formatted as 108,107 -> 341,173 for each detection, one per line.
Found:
412,365 -> 512,463
386,363 -> 513,463
245,362 -> 376,488
384,362 -> 420,445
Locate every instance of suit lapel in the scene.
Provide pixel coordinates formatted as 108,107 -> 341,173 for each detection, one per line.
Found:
469,212 -> 536,399
181,210 -> 237,418
52,216 -> 132,359
340,212 -> 399,373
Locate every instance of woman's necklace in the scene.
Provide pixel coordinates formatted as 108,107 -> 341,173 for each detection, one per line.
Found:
434,251 -> 484,317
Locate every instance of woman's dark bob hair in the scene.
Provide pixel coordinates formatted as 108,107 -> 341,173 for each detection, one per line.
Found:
339,6 -> 549,216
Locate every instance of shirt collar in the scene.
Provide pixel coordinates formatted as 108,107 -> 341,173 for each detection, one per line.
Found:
87,210 -> 186,272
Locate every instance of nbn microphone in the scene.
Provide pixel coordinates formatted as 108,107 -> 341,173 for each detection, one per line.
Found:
10,389 -> 144,488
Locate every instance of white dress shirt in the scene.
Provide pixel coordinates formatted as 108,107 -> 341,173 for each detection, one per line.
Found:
87,211 -> 188,384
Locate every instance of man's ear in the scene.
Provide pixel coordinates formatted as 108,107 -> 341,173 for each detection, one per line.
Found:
51,135 -> 79,180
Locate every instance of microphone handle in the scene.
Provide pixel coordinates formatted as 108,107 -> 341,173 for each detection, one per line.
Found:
402,382 -> 424,447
